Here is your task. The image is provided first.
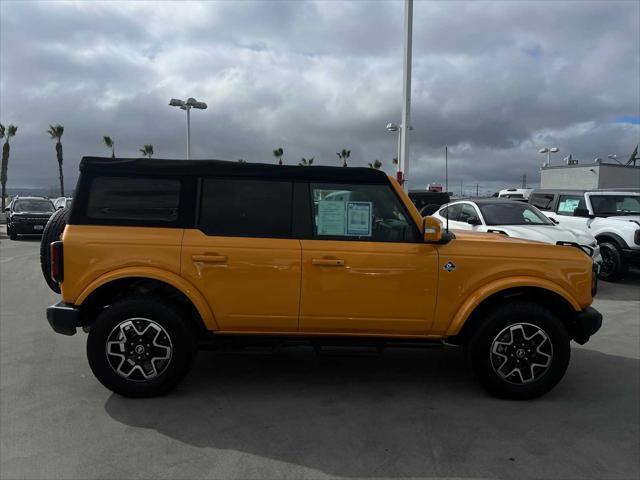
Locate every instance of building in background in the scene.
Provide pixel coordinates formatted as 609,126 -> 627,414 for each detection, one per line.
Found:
540,149 -> 640,190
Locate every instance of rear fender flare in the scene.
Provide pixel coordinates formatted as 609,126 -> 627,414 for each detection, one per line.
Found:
75,267 -> 218,330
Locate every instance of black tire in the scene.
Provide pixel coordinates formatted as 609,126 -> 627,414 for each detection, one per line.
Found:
598,241 -> 627,282
8,226 -> 17,240
467,301 -> 570,400
40,208 -> 70,293
87,297 -> 196,397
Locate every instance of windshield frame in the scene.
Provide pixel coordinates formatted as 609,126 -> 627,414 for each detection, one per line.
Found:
587,194 -> 640,217
478,202 -> 555,226
12,199 -> 55,213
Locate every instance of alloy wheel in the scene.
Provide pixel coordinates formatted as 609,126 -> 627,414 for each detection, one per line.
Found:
105,318 -> 173,381
490,323 -> 553,385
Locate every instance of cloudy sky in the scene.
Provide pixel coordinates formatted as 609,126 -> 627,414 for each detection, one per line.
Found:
1,0 -> 638,194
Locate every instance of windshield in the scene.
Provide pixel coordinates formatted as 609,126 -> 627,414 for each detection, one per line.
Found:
13,199 -> 55,213
589,195 -> 640,216
479,202 -> 553,226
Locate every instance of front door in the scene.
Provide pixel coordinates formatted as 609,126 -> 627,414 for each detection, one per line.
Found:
300,182 -> 439,335
181,177 -> 301,332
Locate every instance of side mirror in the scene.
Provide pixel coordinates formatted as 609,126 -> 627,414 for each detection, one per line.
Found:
467,217 -> 482,226
423,216 -> 443,243
574,208 -> 593,218
4,207 -> 9,212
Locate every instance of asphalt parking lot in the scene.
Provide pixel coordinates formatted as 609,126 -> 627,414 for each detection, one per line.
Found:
1,234 -> 639,480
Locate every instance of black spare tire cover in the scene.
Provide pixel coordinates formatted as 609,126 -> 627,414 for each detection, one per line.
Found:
40,207 -> 70,293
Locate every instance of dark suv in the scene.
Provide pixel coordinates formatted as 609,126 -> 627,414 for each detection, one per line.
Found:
5,196 -> 56,240
408,190 -> 451,216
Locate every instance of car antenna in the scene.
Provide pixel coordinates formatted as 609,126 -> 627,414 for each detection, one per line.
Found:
445,145 -> 449,233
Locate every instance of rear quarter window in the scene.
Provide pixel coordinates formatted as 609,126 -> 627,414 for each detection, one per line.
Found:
86,176 -> 181,222
530,193 -> 555,210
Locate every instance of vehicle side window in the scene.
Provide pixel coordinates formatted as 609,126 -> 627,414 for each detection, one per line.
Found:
556,195 -> 586,216
199,178 -> 293,237
530,193 -> 555,210
441,204 -> 462,221
310,183 -> 419,242
458,204 -> 478,222
87,176 -> 180,222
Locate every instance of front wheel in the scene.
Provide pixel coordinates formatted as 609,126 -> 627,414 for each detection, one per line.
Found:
598,242 -> 627,282
467,302 -> 570,400
87,297 -> 196,397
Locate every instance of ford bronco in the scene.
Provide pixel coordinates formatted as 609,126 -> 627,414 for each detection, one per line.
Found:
44,157 -> 602,399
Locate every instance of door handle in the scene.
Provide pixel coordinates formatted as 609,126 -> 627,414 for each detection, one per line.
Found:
311,258 -> 345,266
192,254 -> 228,264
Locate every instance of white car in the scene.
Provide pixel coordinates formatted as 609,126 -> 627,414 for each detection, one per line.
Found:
498,188 -> 533,201
432,199 -> 602,267
53,197 -> 72,209
529,190 -> 640,280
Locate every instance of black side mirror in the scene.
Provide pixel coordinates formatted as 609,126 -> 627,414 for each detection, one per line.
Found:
4,207 -> 9,213
574,208 -> 593,218
467,217 -> 482,226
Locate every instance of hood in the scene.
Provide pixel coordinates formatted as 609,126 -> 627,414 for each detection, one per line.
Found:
493,225 -> 578,245
562,227 -> 597,245
597,215 -> 640,226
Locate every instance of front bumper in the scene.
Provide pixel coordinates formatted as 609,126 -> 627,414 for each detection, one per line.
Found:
10,222 -> 48,234
47,302 -> 81,336
622,248 -> 640,267
571,306 -> 603,345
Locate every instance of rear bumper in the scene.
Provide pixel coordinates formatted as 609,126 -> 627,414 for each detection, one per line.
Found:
46,301 -> 80,336
571,306 -> 603,345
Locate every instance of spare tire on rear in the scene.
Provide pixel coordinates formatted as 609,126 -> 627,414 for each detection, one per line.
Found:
40,208 -> 70,293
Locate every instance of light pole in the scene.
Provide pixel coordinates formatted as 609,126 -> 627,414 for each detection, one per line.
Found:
169,97 -> 207,160
538,147 -> 559,166
399,0 -> 413,189
386,122 -> 401,169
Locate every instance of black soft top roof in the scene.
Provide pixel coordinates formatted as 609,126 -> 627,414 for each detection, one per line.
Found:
80,157 -> 390,183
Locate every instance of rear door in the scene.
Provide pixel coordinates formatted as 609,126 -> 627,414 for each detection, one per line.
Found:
181,177 -> 301,332
299,182 -> 439,335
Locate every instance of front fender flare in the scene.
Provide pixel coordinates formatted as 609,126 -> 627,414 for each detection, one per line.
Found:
445,276 -> 582,336
74,266 -> 218,330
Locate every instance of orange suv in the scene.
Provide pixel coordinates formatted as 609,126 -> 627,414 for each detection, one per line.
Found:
43,157 -> 602,399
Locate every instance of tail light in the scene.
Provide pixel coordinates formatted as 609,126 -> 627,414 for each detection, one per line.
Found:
50,241 -> 64,284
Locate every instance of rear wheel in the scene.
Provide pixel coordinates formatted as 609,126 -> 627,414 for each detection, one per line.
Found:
467,301 -> 570,400
87,297 -> 196,397
599,241 -> 627,281
40,208 -> 70,293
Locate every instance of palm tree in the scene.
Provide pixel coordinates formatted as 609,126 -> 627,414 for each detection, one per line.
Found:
1,124 -> 18,211
238,158 -> 246,163
139,144 -> 154,158
47,124 -> 65,196
273,147 -> 284,165
368,159 -> 382,169
299,157 -> 314,166
103,136 -> 115,158
336,148 -> 351,167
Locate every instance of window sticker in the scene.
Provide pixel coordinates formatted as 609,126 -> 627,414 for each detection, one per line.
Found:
558,198 -> 580,213
346,201 -> 372,236
317,201 -> 346,235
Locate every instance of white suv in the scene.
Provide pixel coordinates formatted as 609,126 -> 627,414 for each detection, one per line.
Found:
529,190 -> 640,281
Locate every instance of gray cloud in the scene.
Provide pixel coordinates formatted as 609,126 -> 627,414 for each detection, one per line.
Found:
0,0 -> 638,193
